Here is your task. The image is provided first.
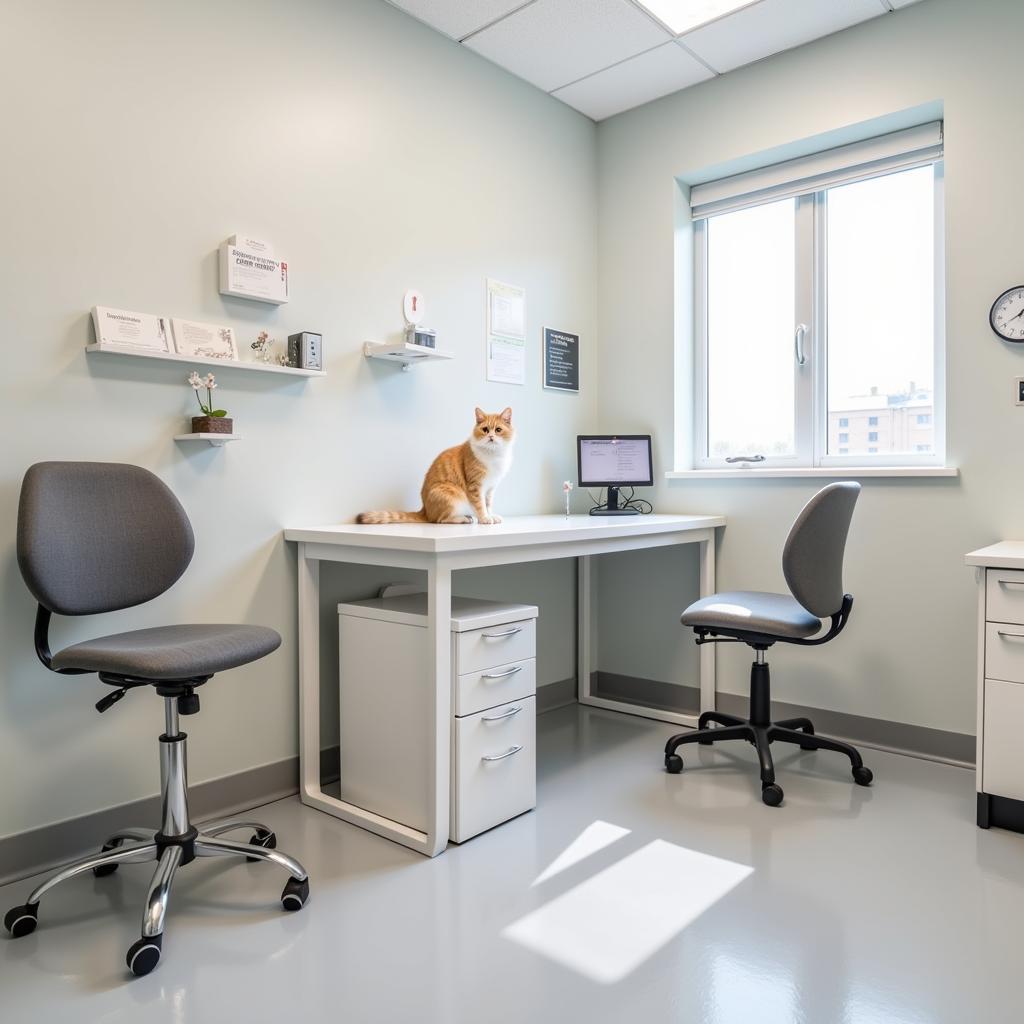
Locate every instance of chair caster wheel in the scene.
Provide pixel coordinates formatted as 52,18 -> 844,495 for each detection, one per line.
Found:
281,876 -> 310,911
126,934 -> 162,977
247,830 -> 277,862
4,903 -> 38,938
665,754 -> 683,774
93,838 -> 123,876
761,784 -> 784,807
852,765 -> 873,786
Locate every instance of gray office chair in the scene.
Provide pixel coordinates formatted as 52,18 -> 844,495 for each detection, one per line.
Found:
4,462 -> 310,977
665,482 -> 872,806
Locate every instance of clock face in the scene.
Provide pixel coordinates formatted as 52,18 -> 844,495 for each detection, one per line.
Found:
991,286 -> 1024,342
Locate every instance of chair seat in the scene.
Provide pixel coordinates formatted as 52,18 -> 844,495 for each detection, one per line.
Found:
680,591 -> 821,640
51,624 -> 281,680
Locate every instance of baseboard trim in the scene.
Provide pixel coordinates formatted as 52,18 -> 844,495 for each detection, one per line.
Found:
538,677 -> 576,715
593,671 -> 975,767
0,756 -> 300,888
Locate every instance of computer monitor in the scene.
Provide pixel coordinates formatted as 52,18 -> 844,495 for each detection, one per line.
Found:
577,435 -> 653,516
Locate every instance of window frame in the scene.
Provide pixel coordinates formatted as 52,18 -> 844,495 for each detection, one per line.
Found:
692,161 -> 945,472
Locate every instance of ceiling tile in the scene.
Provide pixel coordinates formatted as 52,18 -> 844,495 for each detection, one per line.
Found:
682,0 -> 884,73
385,0 -> 529,40
553,42 -> 713,120
465,0 -> 671,93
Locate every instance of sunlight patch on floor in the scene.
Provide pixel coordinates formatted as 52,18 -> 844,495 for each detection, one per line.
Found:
532,821 -> 631,887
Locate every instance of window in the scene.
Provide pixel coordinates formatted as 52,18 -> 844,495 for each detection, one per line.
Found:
691,122 -> 944,470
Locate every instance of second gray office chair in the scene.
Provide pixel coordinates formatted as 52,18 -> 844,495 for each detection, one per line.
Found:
4,462 -> 310,977
665,481 -> 872,806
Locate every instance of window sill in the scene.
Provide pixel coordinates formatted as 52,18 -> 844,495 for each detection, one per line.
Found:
666,466 -> 959,480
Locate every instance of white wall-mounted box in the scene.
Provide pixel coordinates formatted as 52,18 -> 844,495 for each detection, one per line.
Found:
219,242 -> 289,304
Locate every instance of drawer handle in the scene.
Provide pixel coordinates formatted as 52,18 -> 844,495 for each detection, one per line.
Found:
481,745 -> 523,762
482,627 -> 522,639
481,666 -> 523,680
481,706 -> 522,722
997,630 -> 1024,639
999,580 -> 1024,588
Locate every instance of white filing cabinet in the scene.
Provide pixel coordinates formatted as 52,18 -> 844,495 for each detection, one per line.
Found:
338,593 -> 538,843
967,544 -> 1024,833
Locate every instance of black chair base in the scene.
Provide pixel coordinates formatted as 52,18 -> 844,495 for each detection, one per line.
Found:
664,657 -> 873,806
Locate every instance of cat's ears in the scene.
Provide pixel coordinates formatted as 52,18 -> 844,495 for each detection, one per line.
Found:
474,407 -> 513,424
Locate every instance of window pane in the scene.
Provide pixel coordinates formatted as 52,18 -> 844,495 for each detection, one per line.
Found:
706,198 -> 795,459
826,166 -> 935,456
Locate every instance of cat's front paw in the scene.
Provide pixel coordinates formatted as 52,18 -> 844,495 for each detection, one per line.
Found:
489,513 -> 503,524
478,515 -> 496,525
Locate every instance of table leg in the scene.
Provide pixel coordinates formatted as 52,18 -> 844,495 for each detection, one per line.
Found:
297,544 -> 322,806
577,554 -> 593,703
698,532 -> 716,716
424,562 -> 452,856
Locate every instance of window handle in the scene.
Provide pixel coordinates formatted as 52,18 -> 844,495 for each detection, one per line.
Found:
795,323 -> 808,366
725,455 -> 766,464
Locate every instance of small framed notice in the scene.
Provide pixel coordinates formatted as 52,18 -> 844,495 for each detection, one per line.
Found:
219,241 -> 289,304
171,319 -> 239,361
92,306 -> 172,353
486,279 -> 526,385
543,327 -> 579,393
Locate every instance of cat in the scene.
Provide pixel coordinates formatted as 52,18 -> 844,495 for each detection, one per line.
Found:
357,408 -> 515,525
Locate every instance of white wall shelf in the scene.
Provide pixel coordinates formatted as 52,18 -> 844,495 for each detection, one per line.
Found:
86,343 -> 325,378
174,433 -> 243,448
363,341 -> 453,371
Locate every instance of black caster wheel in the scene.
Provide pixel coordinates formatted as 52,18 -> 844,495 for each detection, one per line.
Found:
665,754 -> 683,774
126,934 -> 162,977
93,838 -> 123,877
281,876 -> 310,912
4,903 -> 38,938
852,765 -> 873,786
761,784 -> 784,807
247,830 -> 277,862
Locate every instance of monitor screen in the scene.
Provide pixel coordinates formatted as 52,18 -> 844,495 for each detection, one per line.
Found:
577,435 -> 654,487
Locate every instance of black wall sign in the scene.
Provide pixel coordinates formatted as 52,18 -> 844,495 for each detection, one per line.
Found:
543,328 -> 579,392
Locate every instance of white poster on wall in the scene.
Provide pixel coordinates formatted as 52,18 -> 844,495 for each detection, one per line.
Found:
486,278 -> 525,385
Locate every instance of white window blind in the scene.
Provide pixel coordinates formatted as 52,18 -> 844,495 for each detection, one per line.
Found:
689,121 -> 943,220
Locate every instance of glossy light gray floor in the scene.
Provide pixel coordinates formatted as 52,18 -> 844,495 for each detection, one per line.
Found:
2,704 -> 1023,1023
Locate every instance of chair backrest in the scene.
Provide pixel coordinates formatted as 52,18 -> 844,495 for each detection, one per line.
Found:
782,482 -> 860,617
17,462 -> 195,616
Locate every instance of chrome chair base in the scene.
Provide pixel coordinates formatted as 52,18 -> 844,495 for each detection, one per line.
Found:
4,698 -> 310,977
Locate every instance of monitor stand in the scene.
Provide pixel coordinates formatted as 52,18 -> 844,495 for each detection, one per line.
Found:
589,486 -> 640,516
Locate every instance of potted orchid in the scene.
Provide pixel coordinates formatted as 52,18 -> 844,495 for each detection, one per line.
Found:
187,371 -> 232,434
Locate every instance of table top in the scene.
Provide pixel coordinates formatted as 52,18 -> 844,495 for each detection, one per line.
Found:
965,542 -> 1024,569
284,513 -> 725,554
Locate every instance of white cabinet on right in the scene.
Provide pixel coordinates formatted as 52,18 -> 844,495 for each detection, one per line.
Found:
966,544 -> 1024,832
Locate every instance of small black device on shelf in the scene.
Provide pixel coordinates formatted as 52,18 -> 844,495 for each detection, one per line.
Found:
577,435 -> 654,516
288,332 -> 323,370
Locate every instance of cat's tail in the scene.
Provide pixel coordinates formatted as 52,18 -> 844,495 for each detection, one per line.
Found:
356,509 -> 428,524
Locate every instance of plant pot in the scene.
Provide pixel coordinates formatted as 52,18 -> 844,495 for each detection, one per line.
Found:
192,416 -> 233,435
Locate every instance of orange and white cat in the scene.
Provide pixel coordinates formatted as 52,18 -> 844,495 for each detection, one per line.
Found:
357,408 -> 515,525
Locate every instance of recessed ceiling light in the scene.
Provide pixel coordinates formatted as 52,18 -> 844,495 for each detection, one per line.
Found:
635,0 -> 761,36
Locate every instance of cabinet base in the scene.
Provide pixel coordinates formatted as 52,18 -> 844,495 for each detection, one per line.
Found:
977,791 -> 1024,833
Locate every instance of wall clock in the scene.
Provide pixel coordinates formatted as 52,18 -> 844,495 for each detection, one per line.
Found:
991,285 -> 1024,342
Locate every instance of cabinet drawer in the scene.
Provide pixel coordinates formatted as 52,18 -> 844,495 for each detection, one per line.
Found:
456,618 -> 536,675
451,696 -> 535,843
986,569 -> 1024,626
985,623 -> 1024,684
983,678 -> 1024,801
456,658 -> 535,718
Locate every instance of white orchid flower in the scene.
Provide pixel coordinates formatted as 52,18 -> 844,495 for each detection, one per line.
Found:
188,371 -> 202,390
204,373 -> 217,390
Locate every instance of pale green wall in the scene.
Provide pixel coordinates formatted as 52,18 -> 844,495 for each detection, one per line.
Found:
595,0 -> 1017,735
0,0 -> 597,837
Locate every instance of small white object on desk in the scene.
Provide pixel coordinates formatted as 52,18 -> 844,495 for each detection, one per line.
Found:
563,480 -> 573,517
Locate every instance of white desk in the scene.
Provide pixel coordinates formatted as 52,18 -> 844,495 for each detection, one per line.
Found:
284,514 -> 725,857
